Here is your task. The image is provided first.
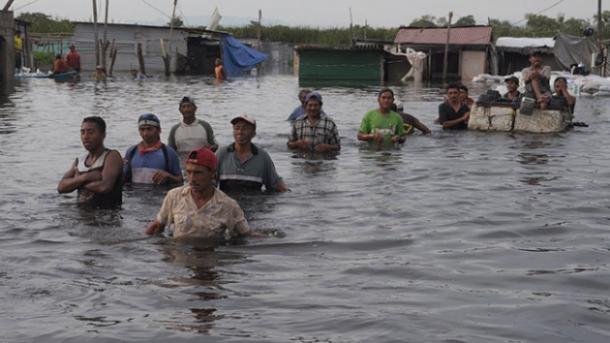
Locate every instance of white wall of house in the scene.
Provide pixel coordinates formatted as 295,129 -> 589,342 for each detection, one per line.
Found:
461,50 -> 486,81
72,23 -> 188,73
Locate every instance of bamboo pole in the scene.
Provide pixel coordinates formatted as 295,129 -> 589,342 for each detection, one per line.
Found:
442,11 -> 453,83
102,0 -> 109,70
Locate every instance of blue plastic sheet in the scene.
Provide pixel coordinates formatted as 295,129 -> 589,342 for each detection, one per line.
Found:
221,35 -> 267,77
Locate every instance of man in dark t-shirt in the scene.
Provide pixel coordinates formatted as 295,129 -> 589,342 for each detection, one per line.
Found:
437,83 -> 470,130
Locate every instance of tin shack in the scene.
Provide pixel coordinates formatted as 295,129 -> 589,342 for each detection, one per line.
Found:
393,25 -> 493,81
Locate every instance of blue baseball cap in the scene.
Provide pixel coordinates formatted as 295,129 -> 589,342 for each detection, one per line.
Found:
138,113 -> 160,128
304,91 -> 322,104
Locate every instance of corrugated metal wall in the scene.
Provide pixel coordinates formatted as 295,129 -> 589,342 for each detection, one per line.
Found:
72,23 -> 187,73
298,49 -> 383,83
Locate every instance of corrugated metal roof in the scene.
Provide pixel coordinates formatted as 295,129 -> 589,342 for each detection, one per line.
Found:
495,37 -> 555,49
394,26 -> 492,46
72,21 -> 227,36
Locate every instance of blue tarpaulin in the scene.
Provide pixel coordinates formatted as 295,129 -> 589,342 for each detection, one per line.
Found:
221,35 -> 267,77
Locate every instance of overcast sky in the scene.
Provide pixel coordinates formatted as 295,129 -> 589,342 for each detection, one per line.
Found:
10,0 -> 602,28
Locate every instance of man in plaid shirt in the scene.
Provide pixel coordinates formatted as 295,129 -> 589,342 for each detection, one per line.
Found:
287,92 -> 340,153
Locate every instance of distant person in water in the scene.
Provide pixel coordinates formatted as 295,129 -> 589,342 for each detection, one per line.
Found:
287,92 -> 340,153
552,77 -> 576,114
57,116 -> 123,207
145,147 -> 251,240
130,68 -> 146,80
216,114 -> 288,193
214,58 -> 226,80
458,84 -> 475,109
288,89 -> 311,122
66,44 -> 81,72
437,83 -> 470,130
357,88 -> 406,146
94,65 -> 106,81
52,54 -> 69,74
123,113 -> 183,185
503,76 -> 521,100
522,50 -> 552,110
167,96 -> 218,168
391,101 -> 431,135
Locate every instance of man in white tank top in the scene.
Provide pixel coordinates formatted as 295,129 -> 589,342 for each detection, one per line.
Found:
57,116 -> 123,207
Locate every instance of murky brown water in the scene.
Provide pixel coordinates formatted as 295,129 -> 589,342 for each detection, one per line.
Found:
1,74 -> 609,342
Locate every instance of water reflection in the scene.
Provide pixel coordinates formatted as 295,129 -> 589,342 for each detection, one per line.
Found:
517,152 -> 549,165
157,240 -> 246,333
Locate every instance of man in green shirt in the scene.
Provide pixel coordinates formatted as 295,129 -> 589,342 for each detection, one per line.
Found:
357,88 -> 405,146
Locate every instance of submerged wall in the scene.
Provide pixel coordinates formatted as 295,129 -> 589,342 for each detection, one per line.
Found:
0,11 -> 15,93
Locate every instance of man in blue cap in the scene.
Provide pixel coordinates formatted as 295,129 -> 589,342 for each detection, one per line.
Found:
124,113 -> 183,185
287,92 -> 340,153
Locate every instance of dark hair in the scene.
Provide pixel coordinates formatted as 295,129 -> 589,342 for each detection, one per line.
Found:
530,50 -> 544,57
55,54 -> 62,59
554,76 -> 567,84
446,83 -> 461,91
390,103 -> 398,112
298,89 -> 311,97
82,116 -> 106,134
378,88 -> 394,98
180,96 -> 196,107
458,84 -> 468,92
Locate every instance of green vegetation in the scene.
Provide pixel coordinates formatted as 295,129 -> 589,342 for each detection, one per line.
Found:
410,12 -> 608,39
218,24 -> 397,47
16,12 -> 74,33
33,51 -> 55,69
217,12 -> 608,47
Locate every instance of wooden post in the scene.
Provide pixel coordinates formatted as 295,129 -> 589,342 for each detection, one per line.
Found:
598,0 -> 605,76
349,8 -> 354,47
108,39 -> 117,76
92,0 -> 100,66
137,43 -> 146,76
442,11 -> 453,83
2,0 -> 16,11
101,0 -> 109,70
163,0 -> 178,76
257,9 -> 262,50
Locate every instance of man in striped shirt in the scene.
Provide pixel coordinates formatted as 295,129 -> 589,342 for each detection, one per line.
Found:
216,114 -> 288,193
287,92 -> 340,153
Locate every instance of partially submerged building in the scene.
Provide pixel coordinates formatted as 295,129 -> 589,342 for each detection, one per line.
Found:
295,45 -> 386,84
0,11 -> 31,93
68,22 -> 265,75
393,25 -> 494,81
495,37 -> 558,75
0,10 -> 15,91
294,39 -> 410,85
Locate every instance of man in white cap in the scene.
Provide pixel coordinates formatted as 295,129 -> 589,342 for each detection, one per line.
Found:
216,114 -> 288,193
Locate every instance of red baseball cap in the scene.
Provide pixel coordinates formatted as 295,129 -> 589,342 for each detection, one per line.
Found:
186,147 -> 217,170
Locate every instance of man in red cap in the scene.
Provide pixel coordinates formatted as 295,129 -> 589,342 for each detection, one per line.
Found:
145,147 -> 250,240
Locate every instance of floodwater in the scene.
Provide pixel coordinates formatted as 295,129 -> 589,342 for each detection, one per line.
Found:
1,74 -> 609,343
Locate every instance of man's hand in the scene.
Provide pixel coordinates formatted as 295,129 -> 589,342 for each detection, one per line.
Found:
80,169 -> 102,184
371,132 -> 384,143
152,170 -> 171,185
145,220 -> 164,235
289,139 -> 311,151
